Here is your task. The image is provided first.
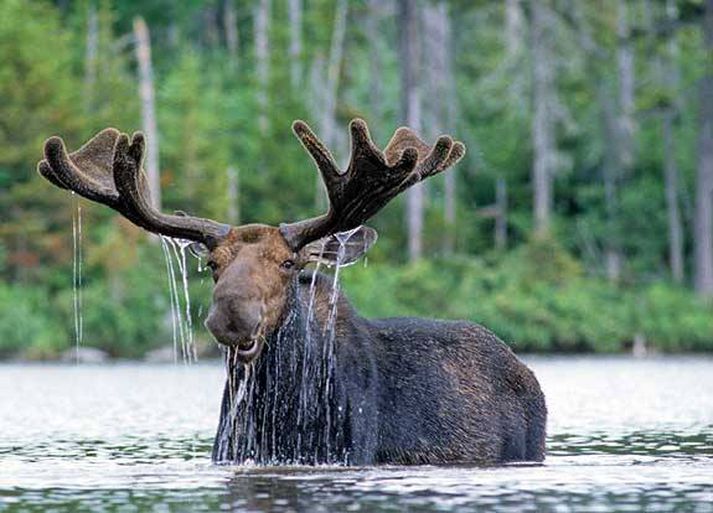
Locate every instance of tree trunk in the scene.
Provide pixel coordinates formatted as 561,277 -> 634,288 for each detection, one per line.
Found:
366,0 -> 384,124
495,177 -> 508,250
423,1 -> 456,253
694,0 -> 713,298
202,5 -> 220,48
663,110 -> 684,283
84,3 -> 98,109
530,0 -> 555,237
617,0 -> 635,170
133,17 -> 160,210
289,0 -> 303,89
315,0 -> 348,209
227,166 -> 240,225
662,0 -> 684,284
399,0 -> 423,261
602,0 -> 636,281
254,0 -> 270,134
505,0 -> 525,108
224,0 -> 239,71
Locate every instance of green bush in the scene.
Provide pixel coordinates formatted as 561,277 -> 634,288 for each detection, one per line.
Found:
2,239 -> 713,359
0,283 -> 65,359
342,242 -> 713,353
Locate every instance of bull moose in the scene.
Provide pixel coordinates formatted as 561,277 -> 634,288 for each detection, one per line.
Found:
37,118 -> 546,466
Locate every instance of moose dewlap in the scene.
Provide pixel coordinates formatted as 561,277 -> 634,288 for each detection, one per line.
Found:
38,118 -> 546,465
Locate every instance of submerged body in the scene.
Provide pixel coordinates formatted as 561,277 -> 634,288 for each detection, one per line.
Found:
212,272 -> 546,466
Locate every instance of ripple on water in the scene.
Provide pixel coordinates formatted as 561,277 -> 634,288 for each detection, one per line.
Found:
1,357 -> 713,512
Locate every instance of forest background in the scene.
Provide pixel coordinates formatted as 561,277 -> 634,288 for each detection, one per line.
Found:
2,0 -> 713,359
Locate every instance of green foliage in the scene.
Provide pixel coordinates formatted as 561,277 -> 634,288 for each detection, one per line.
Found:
343,243 -> 713,353
1,0 -> 712,358
0,283 -> 63,358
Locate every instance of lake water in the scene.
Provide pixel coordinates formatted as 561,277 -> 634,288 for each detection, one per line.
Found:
1,356 -> 712,512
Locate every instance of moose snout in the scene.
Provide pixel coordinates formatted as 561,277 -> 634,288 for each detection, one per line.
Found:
204,299 -> 262,348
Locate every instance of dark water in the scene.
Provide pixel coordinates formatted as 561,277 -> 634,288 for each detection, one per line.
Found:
1,356 -> 712,512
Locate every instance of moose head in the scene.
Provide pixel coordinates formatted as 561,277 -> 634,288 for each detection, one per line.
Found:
38,119 -> 465,364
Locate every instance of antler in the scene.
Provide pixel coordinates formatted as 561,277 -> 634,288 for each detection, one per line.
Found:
280,118 -> 466,251
37,128 -> 231,248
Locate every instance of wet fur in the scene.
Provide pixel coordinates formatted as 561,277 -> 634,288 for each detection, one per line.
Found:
213,271 -> 546,466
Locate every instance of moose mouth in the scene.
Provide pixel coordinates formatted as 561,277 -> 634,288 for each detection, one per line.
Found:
231,322 -> 265,363
234,336 -> 264,363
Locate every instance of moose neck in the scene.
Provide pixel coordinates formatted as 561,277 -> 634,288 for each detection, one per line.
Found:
212,270 -> 356,465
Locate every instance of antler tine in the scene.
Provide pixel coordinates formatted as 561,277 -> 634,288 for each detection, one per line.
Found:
280,118 -> 466,251
292,120 -> 342,190
38,129 -> 231,248
40,129 -> 122,205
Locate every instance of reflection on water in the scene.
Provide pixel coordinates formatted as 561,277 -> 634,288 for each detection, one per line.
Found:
1,357 -> 712,512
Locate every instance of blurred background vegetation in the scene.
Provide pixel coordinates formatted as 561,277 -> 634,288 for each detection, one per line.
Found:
2,0 -> 713,359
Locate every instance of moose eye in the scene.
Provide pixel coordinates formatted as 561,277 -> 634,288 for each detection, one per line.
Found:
280,259 -> 295,270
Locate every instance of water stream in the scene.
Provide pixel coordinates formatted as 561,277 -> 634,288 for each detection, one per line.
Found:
159,236 -> 198,365
214,228 -> 366,465
70,193 -> 83,362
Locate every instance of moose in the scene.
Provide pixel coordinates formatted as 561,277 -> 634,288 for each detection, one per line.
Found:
38,118 -> 546,466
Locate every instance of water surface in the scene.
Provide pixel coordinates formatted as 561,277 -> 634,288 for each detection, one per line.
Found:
1,356 -> 712,512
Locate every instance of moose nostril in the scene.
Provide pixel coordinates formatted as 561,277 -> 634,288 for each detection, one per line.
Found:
204,302 -> 262,347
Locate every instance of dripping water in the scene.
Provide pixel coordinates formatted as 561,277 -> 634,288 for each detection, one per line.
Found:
159,236 -> 198,365
71,193 -> 84,363
159,236 -> 204,462
215,227 -> 364,465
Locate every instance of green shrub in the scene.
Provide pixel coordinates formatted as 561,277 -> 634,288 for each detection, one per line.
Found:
342,242 -> 713,353
0,283 -> 65,358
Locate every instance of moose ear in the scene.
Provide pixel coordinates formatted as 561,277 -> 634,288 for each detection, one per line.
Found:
188,242 -> 210,259
300,226 -> 378,267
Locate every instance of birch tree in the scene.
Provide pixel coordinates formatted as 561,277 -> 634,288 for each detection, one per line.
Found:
366,0 -> 385,123
84,3 -> 98,109
289,0 -> 302,89
314,0 -> 348,209
224,0 -> 239,71
399,0 -> 423,260
133,16 -> 160,210
601,0 -> 636,281
660,0 -> 684,283
254,0 -> 270,134
423,1 -> 457,252
695,0 -> 713,298
530,0 -> 556,236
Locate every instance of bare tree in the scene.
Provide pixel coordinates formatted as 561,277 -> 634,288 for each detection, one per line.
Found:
84,3 -> 98,108
227,166 -> 240,225
289,0 -> 302,89
366,0 -> 385,123
133,16 -> 160,210
600,0 -> 636,281
505,0 -> 525,110
663,108 -> 684,283
530,0 -> 556,236
224,0 -> 239,71
202,4 -> 220,48
441,2 -> 457,253
399,0 -> 423,260
254,0 -> 270,134
617,1 -> 635,170
315,0 -> 348,209
495,177 -> 508,250
423,1 -> 457,253
695,0 -> 713,298
660,0 -> 684,283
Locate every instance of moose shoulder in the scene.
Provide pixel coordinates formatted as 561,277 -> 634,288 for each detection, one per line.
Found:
38,118 -> 546,466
